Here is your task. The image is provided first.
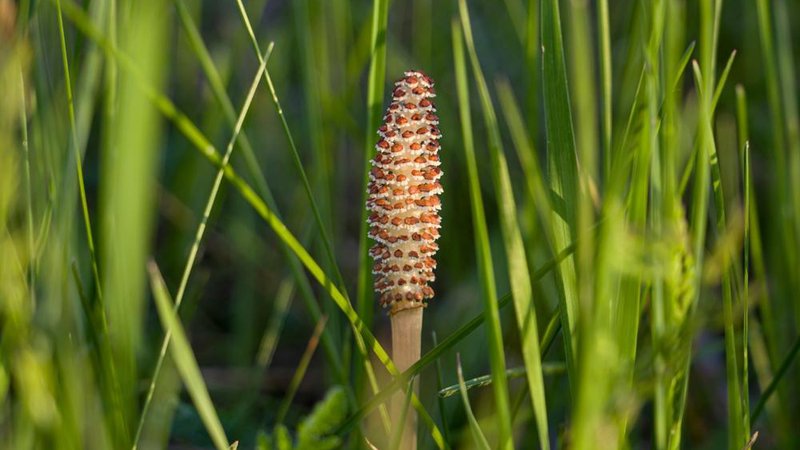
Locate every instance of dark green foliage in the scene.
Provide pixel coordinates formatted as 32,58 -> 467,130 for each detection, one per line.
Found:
258,387 -> 348,450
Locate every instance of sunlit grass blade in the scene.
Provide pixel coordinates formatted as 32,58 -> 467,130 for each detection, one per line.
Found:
540,0 -> 579,382
459,3 -> 550,447
456,354 -> 491,450
168,0 -> 347,387
453,13 -> 513,449
93,0 -> 169,442
338,245 -> 573,434
496,79 -> 557,248
147,262 -> 231,450
695,54 -> 746,449
55,0 -> 103,301
737,86 -> 752,441
598,0 -> 612,178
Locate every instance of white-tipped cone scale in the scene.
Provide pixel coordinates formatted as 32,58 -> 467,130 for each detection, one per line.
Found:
367,70 -> 442,450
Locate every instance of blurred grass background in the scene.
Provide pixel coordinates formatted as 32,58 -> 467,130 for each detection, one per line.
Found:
1,0 -> 800,449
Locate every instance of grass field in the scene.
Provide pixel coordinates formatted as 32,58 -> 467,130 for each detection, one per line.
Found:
1,0 -> 800,448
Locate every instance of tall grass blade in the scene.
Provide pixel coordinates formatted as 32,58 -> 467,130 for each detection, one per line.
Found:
540,0 -> 579,382
356,0 -> 391,373
459,2 -> 550,447
453,14 -> 513,449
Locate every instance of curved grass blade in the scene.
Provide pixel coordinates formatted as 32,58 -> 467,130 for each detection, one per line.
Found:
233,0 -> 347,296
232,2 -> 393,432
147,262 -> 231,450
453,12 -> 513,449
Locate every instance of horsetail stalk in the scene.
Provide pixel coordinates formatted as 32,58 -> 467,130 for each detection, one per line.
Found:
367,70 -> 442,450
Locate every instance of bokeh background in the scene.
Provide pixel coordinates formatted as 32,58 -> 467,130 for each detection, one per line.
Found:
1,0 -> 800,449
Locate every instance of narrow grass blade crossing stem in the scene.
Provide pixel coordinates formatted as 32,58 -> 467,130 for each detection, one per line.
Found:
133,45 -> 273,450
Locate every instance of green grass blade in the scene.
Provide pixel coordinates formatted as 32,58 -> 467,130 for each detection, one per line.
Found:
598,0 -> 612,178
711,50 -> 736,113
147,262 -> 230,450
354,0 -> 390,409
496,79 -> 556,248
431,331 -> 451,446
453,13 -> 513,449
459,2 -> 550,447
456,354 -> 491,450
55,0 -> 103,302
751,334 -> 800,421
356,0 -> 391,361
541,0 -> 579,382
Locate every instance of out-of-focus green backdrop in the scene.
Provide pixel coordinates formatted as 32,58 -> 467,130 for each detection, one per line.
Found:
2,0 -> 800,449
